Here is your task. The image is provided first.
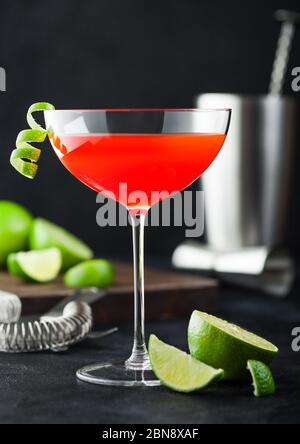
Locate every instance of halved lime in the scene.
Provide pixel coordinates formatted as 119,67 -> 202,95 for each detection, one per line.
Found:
247,360 -> 276,397
148,335 -> 224,393
64,259 -> 114,288
29,218 -> 93,271
7,248 -> 62,282
188,311 -> 278,380
0,201 -> 33,267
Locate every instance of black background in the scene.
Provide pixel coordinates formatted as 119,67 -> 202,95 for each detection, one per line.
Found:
0,0 -> 299,259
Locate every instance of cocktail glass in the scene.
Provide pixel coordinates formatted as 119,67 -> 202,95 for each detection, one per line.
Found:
44,108 -> 231,387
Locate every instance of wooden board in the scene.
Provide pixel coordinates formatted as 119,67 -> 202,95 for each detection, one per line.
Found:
0,263 -> 218,324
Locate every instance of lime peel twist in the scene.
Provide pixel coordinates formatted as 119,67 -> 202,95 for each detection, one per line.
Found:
10,102 -> 55,179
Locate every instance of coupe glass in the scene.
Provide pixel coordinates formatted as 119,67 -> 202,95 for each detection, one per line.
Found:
44,108 -> 231,387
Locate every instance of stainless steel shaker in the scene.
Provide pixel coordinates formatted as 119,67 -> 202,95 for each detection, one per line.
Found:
173,93 -> 299,297
197,93 -> 299,251
173,11 -> 300,296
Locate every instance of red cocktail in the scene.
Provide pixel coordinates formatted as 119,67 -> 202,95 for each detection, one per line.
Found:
44,108 -> 231,387
51,133 -> 225,210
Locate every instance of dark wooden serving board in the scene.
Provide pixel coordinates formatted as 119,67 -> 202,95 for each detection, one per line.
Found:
0,263 -> 218,324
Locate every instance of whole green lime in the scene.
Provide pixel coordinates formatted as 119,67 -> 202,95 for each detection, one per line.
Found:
0,201 -> 33,267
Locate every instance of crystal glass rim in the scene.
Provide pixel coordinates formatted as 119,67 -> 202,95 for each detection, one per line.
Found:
44,108 -> 231,113
44,108 -> 231,135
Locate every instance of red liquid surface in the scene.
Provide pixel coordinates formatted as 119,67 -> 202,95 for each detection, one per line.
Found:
50,134 -> 225,209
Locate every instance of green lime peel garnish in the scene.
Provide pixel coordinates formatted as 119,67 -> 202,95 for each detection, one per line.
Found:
10,102 -> 55,179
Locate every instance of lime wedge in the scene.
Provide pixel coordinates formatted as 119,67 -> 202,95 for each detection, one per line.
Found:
188,311 -> 278,380
10,102 -> 55,179
7,248 -> 62,282
247,360 -> 276,397
29,218 -> 93,271
148,335 -> 224,393
64,259 -> 114,288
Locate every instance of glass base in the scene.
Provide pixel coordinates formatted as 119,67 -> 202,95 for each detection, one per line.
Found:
76,360 -> 161,387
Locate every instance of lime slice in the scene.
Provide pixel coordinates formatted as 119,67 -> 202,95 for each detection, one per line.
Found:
7,248 -> 62,282
148,335 -> 224,393
247,360 -> 276,397
10,102 -> 55,178
188,311 -> 278,380
29,218 -> 93,271
0,201 -> 33,268
64,259 -> 114,288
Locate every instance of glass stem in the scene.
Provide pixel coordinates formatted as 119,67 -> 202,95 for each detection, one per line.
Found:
126,212 -> 151,370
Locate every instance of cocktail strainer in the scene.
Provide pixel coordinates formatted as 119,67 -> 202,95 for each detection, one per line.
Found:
0,301 -> 93,353
0,288 -> 110,353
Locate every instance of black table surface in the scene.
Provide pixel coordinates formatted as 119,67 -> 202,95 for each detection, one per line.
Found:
0,286 -> 300,424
